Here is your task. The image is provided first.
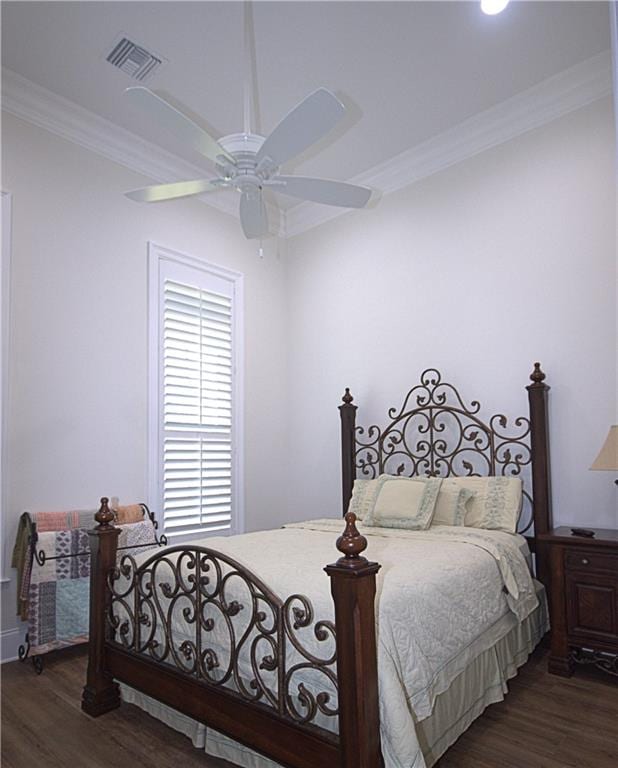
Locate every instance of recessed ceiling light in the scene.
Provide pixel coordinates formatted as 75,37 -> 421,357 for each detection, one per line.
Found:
481,0 -> 510,15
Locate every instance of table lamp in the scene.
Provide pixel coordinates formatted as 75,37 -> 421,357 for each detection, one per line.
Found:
590,425 -> 618,485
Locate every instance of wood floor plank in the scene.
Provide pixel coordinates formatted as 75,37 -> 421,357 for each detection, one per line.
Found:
434,647 -> 618,768
2,645 -> 617,767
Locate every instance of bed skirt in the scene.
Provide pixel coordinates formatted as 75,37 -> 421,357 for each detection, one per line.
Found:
120,581 -> 548,768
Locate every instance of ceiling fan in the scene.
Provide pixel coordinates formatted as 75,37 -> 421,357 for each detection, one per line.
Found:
124,2 -> 372,239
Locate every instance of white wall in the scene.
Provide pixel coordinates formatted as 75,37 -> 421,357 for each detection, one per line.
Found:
1,193 -> 11,584
2,93 -> 616,651
285,97 -> 617,531
1,113 -> 289,640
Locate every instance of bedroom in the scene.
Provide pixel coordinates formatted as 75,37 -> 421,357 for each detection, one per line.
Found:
1,1 -> 617,767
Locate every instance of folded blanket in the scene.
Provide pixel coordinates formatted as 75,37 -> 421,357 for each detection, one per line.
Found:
12,509 -> 98,619
11,513 -> 34,620
27,518 -> 157,656
33,509 -> 99,530
32,510 -> 80,532
13,504 -> 149,622
112,503 -> 145,525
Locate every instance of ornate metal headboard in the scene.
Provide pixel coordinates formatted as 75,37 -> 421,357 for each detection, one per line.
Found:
339,364 -> 552,583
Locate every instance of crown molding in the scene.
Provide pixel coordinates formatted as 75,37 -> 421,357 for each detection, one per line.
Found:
1,69 -> 234,219
1,68 -> 284,235
285,50 -> 613,238
2,51 -> 611,241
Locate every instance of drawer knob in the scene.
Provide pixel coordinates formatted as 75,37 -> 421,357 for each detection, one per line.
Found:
581,558 -> 589,565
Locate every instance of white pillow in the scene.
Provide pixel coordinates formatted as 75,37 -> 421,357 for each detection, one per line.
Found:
407,476 -> 474,526
364,475 -> 442,530
431,479 -> 475,526
349,474 -> 472,527
448,476 -> 522,533
347,474 -> 406,520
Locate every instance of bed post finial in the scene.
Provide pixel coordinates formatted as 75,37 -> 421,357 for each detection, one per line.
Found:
339,389 -> 358,517
326,516 -> 381,768
82,497 -> 121,718
94,497 -> 115,528
335,512 -> 369,566
529,362 -> 546,385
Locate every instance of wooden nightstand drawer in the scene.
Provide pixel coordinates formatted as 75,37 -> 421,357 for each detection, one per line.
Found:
565,549 -> 618,574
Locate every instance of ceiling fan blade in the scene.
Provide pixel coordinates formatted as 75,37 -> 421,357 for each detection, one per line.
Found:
239,189 -> 269,239
266,176 -> 372,208
125,179 -> 223,203
256,89 -> 345,169
126,87 -> 234,165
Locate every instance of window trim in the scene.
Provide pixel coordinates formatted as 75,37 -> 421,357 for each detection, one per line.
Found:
147,242 -> 244,540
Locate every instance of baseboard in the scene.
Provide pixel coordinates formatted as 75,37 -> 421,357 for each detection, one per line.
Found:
1,626 -> 25,663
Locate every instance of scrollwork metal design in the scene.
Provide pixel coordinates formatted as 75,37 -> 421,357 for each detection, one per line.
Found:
354,369 -> 534,533
570,648 -> 618,677
107,546 -> 338,727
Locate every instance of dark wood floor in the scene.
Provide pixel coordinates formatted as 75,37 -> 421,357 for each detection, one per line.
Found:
436,647 -> 618,768
2,645 -> 617,768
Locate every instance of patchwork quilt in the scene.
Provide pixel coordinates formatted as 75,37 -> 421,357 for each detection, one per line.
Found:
27,520 -> 157,656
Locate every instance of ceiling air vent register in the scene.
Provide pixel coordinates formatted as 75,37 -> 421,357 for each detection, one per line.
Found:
106,36 -> 164,81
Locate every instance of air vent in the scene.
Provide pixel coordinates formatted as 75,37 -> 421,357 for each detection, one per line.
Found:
106,36 -> 164,81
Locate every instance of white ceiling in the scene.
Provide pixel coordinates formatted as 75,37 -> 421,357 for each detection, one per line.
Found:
1,1 -> 612,210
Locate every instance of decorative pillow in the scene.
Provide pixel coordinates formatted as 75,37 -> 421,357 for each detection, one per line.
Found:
364,475 -> 442,530
430,479 -> 475,526
406,476 -> 474,526
347,477 -> 381,521
448,476 -> 522,533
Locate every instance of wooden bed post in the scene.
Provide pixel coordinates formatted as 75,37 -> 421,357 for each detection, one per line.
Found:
326,513 -> 383,768
82,497 -> 121,717
340,389 -> 358,516
526,363 -> 553,590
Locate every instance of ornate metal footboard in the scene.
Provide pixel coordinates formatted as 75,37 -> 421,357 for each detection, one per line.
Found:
107,545 -> 338,725
82,499 -> 383,768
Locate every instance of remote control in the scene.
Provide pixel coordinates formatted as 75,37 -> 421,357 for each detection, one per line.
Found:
570,527 -> 595,538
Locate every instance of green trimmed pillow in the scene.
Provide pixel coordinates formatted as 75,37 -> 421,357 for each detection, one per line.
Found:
431,479 -> 475,526
364,475 -> 442,530
448,476 -> 522,533
347,477 -> 381,521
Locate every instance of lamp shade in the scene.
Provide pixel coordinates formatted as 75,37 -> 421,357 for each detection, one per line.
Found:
590,426 -> 618,471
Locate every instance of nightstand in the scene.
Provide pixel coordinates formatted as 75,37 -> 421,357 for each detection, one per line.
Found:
538,527 -> 618,678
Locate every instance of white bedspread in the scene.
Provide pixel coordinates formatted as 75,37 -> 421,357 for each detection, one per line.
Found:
124,521 -> 537,768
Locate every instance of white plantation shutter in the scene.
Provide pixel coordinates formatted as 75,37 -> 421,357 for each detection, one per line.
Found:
149,246 -> 242,541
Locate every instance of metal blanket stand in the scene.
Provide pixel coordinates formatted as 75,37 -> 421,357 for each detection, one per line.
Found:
18,503 -> 167,674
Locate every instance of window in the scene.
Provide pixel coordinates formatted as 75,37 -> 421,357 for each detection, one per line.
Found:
148,243 -> 243,541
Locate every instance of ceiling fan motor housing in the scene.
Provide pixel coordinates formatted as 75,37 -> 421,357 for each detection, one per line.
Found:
218,132 -> 265,156
217,133 -> 273,191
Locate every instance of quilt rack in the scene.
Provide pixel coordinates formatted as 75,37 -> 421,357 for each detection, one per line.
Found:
18,503 -> 167,674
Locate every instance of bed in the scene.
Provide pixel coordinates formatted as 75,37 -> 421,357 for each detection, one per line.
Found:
82,363 -> 553,768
